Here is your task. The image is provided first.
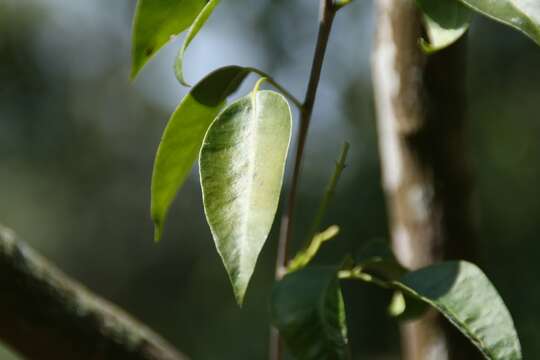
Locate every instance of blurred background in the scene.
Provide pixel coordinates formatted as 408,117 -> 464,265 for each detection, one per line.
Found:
0,0 -> 539,358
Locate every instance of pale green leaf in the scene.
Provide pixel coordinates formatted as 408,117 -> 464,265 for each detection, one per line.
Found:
459,0 -> 540,45
175,0 -> 221,86
396,261 -> 522,360
151,66 -> 249,241
200,90 -> 292,305
271,267 -> 349,360
131,0 -> 206,79
416,0 -> 472,53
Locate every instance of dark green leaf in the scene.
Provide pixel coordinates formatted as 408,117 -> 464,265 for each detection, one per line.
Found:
271,267 -> 349,360
459,0 -> 540,45
151,66 -> 249,241
175,0 -> 221,86
416,0 -> 472,53
200,90 -> 292,305
131,0 -> 206,79
396,261 -> 522,360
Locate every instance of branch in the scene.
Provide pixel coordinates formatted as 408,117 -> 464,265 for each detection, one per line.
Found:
0,225 -> 188,360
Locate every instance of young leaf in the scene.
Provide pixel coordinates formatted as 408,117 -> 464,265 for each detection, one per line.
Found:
287,225 -> 340,273
131,0 -> 206,79
271,267 -> 349,360
175,0 -> 221,86
151,66 -> 249,241
416,0 -> 472,53
388,290 -> 429,321
200,90 -> 292,305
459,0 -> 540,45
396,261 -> 522,360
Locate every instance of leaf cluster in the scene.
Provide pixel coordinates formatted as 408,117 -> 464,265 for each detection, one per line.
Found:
128,0 -> 537,358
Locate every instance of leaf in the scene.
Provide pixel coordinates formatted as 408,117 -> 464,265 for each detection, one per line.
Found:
175,0 -> 221,86
416,0 -> 472,53
459,0 -> 540,45
151,66 -> 249,241
131,0 -> 206,79
388,290 -> 429,321
396,261 -> 522,360
287,225 -> 340,273
271,267 -> 349,360
200,90 -> 292,305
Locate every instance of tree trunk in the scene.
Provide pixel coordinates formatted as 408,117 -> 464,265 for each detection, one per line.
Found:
0,225 -> 187,360
372,0 -> 479,358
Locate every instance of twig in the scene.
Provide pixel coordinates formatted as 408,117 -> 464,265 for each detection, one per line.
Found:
271,1 -> 338,360
0,225 -> 187,360
306,142 -> 350,243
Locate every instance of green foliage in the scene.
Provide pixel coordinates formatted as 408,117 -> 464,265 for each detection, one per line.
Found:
271,267 -> 349,360
396,262 -> 522,360
151,66 -> 249,241
175,0 -> 221,86
341,256 -> 522,359
416,0 -> 471,53
459,0 -> 540,45
131,0 -> 206,79
200,90 -> 292,305
130,0 -> 536,358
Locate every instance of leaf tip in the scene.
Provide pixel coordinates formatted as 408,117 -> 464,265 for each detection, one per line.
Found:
232,284 -> 247,307
153,220 -> 163,243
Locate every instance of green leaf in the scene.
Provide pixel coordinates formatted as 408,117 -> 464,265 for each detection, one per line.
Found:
151,66 -> 249,241
396,261 -> 522,360
131,0 -> 206,79
271,267 -> 349,360
416,0 -> 472,53
175,0 -> 221,86
200,90 -> 292,305
288,225 -> 340,273
459,0 -> 540,45
388,290 -> 429,321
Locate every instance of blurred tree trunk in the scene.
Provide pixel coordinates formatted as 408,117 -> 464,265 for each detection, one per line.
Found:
372,0 -> 480,359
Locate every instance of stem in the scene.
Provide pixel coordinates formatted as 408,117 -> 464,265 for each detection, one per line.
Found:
306,142 -> 349,243
246,67 -> 303,109
276,0 -> 336,280
270,1 -> 337,360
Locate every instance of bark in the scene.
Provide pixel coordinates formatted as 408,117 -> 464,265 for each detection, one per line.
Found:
0,225 -> 187,360
372,0 -> 478,359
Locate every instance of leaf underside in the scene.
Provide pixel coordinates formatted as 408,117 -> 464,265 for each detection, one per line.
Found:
131,0 -> 206,79
459,0 -> 540,45
271,267 -> 349,360
416,0 -> 472,53
151,66 -> 249,241
200,90 -> 292,305
397,261 -> 522,360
